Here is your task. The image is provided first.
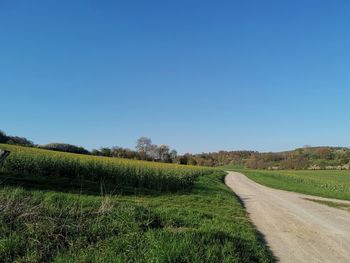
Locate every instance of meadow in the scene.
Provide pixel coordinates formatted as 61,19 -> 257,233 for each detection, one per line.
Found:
0,144 -> 213,193
234,169 -> 350,200
0,173 -> 274,263
0,144 -> 274,262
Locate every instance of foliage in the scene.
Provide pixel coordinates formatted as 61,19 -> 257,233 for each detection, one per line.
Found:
0,130 -> 34,146
92,138 -> 177,163
0,144 -> 213,192
39,143 -> 90,155
243,147 -> 350,170
0,130 -> 7,143
0,172 -> 274,263
179,151 -> 255,167
189,147 -> 350,170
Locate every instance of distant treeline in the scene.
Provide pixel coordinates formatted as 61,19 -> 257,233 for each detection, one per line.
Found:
0,130 -> 178,163
244,147 -> 350,170
183,147 -> 350,170
0,130 -> 34,147
1,129 -> 349,169
153,147 -> 350,170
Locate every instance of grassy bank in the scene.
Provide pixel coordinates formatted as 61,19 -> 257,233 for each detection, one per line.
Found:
0,171 -> 274,263
232,169 -> 350,201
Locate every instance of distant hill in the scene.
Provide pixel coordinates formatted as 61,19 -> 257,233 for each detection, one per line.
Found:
180,147 -> 350,170
1,129 -> 349,170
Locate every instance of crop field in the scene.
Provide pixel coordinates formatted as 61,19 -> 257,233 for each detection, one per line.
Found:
236,169 -> 350,200
0,144 -> 213,192
0,144 -> 276,262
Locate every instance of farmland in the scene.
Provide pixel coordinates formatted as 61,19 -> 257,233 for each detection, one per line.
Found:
0,144 -> 274,262
234,169 -> 350,201
0,144 -> 213,193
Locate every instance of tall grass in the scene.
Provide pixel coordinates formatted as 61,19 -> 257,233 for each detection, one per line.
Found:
0,144 -> 213,192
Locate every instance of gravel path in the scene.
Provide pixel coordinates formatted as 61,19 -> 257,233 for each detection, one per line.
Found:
225,171 -> 350,263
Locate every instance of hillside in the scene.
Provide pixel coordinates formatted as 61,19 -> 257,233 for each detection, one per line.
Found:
185,147 -> 350,170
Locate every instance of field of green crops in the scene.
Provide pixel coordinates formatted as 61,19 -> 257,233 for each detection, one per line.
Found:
0,144 -> 213,192
236,169 -> 350,200
0,144 -> 274,262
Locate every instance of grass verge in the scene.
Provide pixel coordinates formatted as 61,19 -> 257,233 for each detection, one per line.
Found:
304,198 -> 350,212
0,171 -> 274,263
231,169 -> 350,201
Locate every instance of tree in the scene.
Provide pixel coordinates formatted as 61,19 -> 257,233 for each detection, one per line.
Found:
135,137 -> 152,159
0,130 -> 8,143
111,146 -> 139,159
7,136 -> 33,146
156,144 -> 170,162
315,148 -> 334,160
39,143 -> 90,155
91,149 -> 102,156
100,147 -> 112,157
170,150 -> 177,163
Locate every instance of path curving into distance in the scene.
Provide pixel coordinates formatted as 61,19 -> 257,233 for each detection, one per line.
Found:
225,171 -> 350,263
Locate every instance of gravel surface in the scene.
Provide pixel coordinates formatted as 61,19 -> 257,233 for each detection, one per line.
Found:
225,171 -> 350,263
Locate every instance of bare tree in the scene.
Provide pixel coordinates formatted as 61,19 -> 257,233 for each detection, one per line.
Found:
156,144 -> 170,162
136,137 -> 152,159
170,150 -> 177,163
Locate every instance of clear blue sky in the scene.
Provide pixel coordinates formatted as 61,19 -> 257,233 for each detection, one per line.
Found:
1,0 -> 350,153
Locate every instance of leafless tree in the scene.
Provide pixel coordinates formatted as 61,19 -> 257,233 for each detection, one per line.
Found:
135,137 -> 152,159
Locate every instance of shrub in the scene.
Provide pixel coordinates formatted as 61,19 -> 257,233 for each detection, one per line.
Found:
39,143 -> 90,155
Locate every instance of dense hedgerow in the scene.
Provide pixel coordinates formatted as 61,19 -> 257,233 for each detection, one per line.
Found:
0,144 -> 214,192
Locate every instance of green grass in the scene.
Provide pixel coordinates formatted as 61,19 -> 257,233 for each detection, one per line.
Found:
0,144 -> 213,192
0,171 -> 274,263
218,164 -> 245,170
304,198 -> 350,212
231,169 -> 350,201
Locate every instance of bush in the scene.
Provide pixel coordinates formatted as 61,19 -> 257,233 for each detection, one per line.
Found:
6,136 -> 33,147
0,130 -> 7,143
39,143 -> 90,155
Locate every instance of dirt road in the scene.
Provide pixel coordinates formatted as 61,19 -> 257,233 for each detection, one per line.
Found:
225,171 -> 350,263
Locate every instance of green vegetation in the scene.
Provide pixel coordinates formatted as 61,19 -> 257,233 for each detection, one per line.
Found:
0,171 -> 274,263
178,146 -> 350,170
0,130 -> 33,147
0,143 -> 274,262
0,144 -> 213,192
243,147 -> 350,170
304,198 -> 350,212
2,129 -> 350,170
38,143 -> 90,155
235,169 -> 350,200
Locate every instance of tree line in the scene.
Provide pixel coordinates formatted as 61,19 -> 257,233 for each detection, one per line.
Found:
0,131 -> 178,163
91,137 -> 178,163
1,129 -> 349,169
180,147 -> 350,170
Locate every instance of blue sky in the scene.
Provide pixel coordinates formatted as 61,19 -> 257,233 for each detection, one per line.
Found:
1,0 -> 350,153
